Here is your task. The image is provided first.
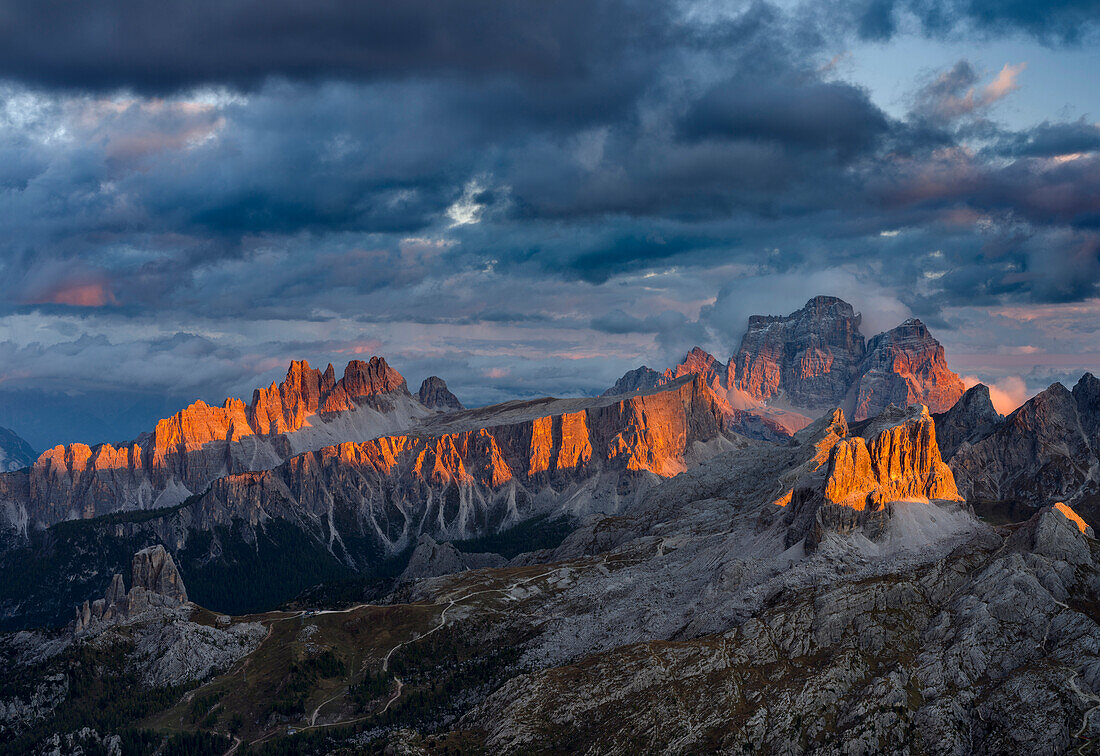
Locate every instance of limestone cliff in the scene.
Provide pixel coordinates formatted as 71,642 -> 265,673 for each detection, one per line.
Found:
734,295 -> 866,407
780,403 -> 962,548
851,319 -> 965,420
186,374 -> 733,555
824,404 -> 960,510
605,296 -> 964,429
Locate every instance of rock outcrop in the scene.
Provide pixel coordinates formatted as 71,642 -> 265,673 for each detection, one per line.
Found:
601,366 -> 663,397
73,545 -> 188,634
0,426 -> 35,473
0,357 -> 429,530
418,376 -> 464,411
399,534 -> 505,581
780,403 -> 962,548
934,382 -> 1002,458
825,404 -> 961,509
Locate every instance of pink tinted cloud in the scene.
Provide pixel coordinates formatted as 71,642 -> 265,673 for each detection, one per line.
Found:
962,374 -> 1029,414
26,279 -> 117,307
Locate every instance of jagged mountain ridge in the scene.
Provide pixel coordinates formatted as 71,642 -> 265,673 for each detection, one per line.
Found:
0,373 -> 741,628
940,372 -> 1100,525
162,373 -> 736,556
605,295 -> 965,425
0,357 -> 431,531
3,390 -> 1099,752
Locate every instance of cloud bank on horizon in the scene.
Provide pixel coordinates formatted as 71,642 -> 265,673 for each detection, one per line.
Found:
0,0 -> 1098,444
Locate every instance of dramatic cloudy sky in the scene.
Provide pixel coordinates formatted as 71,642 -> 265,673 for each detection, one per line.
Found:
1,0 -> 1099,447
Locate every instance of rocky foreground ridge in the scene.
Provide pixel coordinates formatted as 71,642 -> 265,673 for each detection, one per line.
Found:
606,295 -> 965,425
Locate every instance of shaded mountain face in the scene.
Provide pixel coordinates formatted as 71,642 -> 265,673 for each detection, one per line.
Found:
734,295 -> 867,408
605,296 -> 965,424
417,376 -> 464,411
946,373 -> 1100,525
0,426 -> 35,473
0,357 -> 431,531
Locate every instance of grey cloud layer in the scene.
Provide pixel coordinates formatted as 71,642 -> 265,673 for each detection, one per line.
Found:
0,0 -> 1097,442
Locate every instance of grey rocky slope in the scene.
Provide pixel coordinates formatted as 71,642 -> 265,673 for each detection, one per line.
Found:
366,403 -> 1098,754
946,373 -> 1100,526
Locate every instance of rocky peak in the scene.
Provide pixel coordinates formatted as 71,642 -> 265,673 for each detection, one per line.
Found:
131,545 -> 188,604
733,295 -> 866,407
825,404 -> 961,510
73,544 -> 188,635
1072,372 -> 1100,443
1013,502 -> 1095,565
601,366 -> 663,397
852,319 -> 964,421
947,378 -> 1098,517
781,403 -> 962,548
418,376 -> 464,411
935,383 -> 1001,459
341,357 -> 407,397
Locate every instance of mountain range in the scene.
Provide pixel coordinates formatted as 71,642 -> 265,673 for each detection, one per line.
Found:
1,295 -> 1098,755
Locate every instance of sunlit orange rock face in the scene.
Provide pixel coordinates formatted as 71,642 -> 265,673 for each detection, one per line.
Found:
14,357 -> 416,526
777,403 -> 962,549
852,319 -> 964,421
823,404 -> 961,510
1053,502 -> 1090,535
190,375 -> 728,544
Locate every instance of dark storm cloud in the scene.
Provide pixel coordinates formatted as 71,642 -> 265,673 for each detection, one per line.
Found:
0,0 -> 675,93
1,0 -> 1099,440
848,0 -> 1100,43
680,76 -> 890,157
991,119 -> 1100,158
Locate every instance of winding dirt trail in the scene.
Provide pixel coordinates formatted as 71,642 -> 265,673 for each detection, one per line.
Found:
295,565 -> 576,735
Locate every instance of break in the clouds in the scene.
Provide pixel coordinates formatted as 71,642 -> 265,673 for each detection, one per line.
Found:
0,0 -> 1098,444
